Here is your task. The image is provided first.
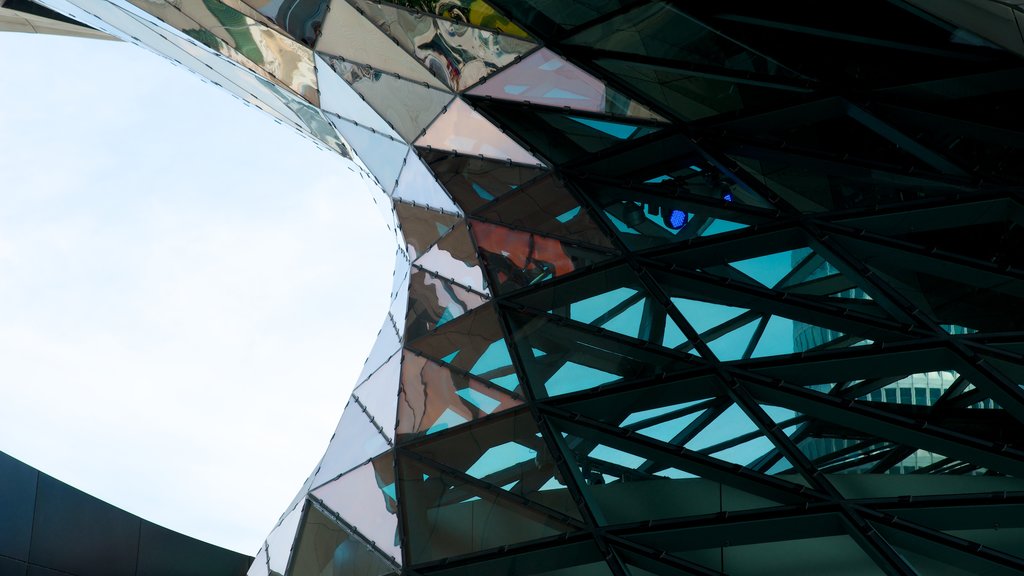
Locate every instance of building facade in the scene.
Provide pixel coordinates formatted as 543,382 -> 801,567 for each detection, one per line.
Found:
5,0 -> 1024,574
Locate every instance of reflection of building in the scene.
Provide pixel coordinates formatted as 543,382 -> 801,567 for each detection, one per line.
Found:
7,0 -> 1024,574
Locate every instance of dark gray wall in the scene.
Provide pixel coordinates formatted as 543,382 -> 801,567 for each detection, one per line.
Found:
0,451 -> 252,576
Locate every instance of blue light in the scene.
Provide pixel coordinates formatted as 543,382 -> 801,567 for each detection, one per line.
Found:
669,209 -> 688,229
723,193 -> 734,202
688,165 -> 703,172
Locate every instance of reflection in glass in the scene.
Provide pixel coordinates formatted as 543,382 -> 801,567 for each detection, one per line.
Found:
312,454 -> 402,563
471,48 -> 662,120
353,0 -> 536,91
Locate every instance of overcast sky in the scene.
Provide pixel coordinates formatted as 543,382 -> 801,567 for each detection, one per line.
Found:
0,31 -> 396,554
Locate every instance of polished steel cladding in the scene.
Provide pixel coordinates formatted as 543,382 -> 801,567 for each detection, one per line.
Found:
17,0 -> 1024,574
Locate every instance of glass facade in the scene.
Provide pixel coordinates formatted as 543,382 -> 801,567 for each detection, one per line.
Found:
8,0 -> 1024,574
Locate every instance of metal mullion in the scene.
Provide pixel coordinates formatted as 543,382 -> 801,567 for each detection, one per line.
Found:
853,505 -> 1024,572
398,447 -> 585,531
492,293 -> 633,576
543,404 -> 828,506
734,372 -> 1024,477
838,504 -> 920,575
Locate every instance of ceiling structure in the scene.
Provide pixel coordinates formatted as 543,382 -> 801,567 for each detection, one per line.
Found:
7,0 -> 1024,574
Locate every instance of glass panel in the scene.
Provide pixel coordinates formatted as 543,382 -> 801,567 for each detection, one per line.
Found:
409,411 -> 578,516
394,202 -> 460,261
326,113 -> 410,191
249,546 -> 269,576
311,399 -> 392,488
355,315 -> 402,386
470,221 -> 612,295
399,437 -> 576,563
514,265 -> 690,351
289,505 -> 396,576
390,251 -> 412,335
315,54 -> 401,139
418,148 -> 547,213
266,504 -> 302,575
321,55 -> 454,142
596,58 -> 811,122
718,535 -> 880,575
391,149 -> 462,215
352,0 -> 536,92
413,222 -> 488,294
486,0 -> 630,34
380,0 -> 529,39
353,351 -> 403,442
125,0 -> 318,102
598,195 -> 748,251
406,265 -> 488,342
564,2 -> 797,78
470,48 -> 663,121
415,98 -> 543,165
311,454 -> 402,563
316,0 -> 447,89
507,309 -> 693,398
474,176 -> 614,248
551,422 -> 786,526
398,350 -> 524,439
243,0 -> 328,46
405,304 -> 519,390
873,523 -> 1014,576
470,100 -> 662,165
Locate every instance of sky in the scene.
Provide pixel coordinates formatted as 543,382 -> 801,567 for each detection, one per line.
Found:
0,31 -> 396,554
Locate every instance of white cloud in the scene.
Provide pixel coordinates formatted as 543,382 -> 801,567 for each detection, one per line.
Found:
0,34 -> 396,553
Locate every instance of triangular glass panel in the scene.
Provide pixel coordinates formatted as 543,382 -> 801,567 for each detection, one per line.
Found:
327,113 -> 410,191
417,148 -> 547,214
391,149 -> 461,215
311,453 -> 402,563
355,315 -> 402,386
469,48 -> 664,121
390,253 -> 412,336
406,265 -> 489,342
564,2 -> 799,78
405,304 -> 519,390
596,57 -> 812,122
289,504 -> 397,576
704,316 -> 761,362
641,160 -> 774,208
469,99 -> 663,165
316,0 -> 447,90
506,309 -> 695,398
250,545 -> 269,576
237,0 -> 328,46
319,55 -> 454,142
353,351 -> 402,442
670,297 -> 748,336
730,249 -> 814,289
549,419 -> 790,527
513,264 -> 691,351
415,98 -> 543,166
470,221 -> 614,295
311,398 -> 392,489
474,175 -> 614,248
407,410 -> 578,518
684,403 -> 780,469
413,221 -> 488,294
381,0 -> 530,38
398,350 -> 524,440
394,201 -> 461,259
315,54 -> 400,139
398,451 -> 575,564
871,522 -> 1017,576
265,502 -> 302,575
134,0 -> 319,102
720,534 -> 880,575
587,184 -> 752,251
351,0 -> 536,91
